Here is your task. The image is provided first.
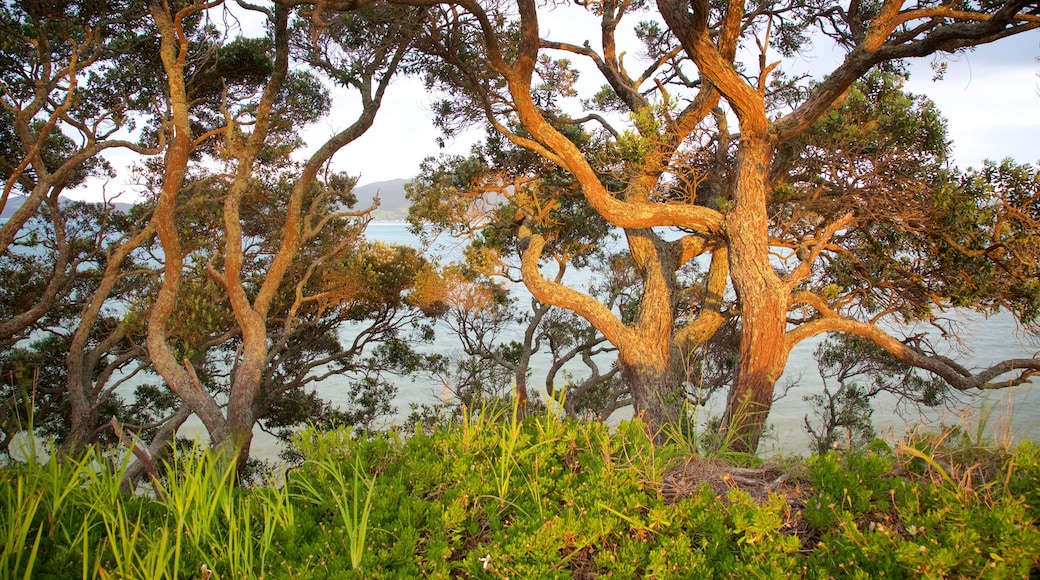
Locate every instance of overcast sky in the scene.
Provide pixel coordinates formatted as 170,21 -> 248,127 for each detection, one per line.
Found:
325,20 -> 1040,188
74,10 -> 1040,201
903,32 -> 1040,169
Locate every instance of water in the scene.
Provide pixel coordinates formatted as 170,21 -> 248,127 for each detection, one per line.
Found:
366,222 -> 1040,453
176,222 -> 1040,461
762,314 -> 1040,455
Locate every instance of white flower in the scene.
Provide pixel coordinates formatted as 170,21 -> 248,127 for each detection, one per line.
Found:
479,554 -> 491,570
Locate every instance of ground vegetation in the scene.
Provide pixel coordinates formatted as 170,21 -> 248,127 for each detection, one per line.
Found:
2,415 -> 1038,577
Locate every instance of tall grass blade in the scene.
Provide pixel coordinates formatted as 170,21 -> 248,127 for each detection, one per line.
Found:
1,474 -> 45,579
293,432 -> 378,570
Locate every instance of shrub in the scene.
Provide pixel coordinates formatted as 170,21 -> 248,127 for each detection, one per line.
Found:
1,419 -> 1038,577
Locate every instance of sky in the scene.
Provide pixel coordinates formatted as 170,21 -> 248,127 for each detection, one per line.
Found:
73,7 -> 1040,200
902,32 -> 1040,169
316,16 -> 1040,188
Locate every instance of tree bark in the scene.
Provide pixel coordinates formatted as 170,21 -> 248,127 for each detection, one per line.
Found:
618,340 -> 684,434
145,0 -> 234,461
721,136 -> 791,454
519,224 -> 691,430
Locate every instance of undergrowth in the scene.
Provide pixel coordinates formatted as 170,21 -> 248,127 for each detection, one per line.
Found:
1,412 -> 1038,578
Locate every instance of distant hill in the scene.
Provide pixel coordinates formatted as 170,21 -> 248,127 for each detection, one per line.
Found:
1,182 -> 410,222
353,178 -> 410,221
1,196 -> 134,219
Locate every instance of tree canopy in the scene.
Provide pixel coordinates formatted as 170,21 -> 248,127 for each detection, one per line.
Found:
0,0 -> 443,479
398,0 -> 1040,451
1,0 -> 1038,471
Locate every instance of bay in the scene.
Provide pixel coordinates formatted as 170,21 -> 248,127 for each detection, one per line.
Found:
180,221 -> 1040,461
364,222 -> 1040,455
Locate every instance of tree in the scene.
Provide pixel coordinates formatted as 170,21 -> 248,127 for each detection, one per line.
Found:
0,198 -> 189,465
803,334 -> 950,455
407,128 -> 634,417
407,131 -> 742,421
55,202 -> 163,455
389,0 -> 1040,451
0,0 -> 227,468
404,77 -> 733,429
0,0 -> 199,461
651,0 -> 1039,452
0,0 -> 163,343
144,0 -> 434,475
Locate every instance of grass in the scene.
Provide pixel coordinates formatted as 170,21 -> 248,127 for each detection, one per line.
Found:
1,473 -> 44,579
293,446 -> 376,570
1,415 -> 1038,578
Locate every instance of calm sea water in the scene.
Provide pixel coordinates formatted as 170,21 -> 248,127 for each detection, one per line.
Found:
183,222 -> 1040,460
370,222 -> 1040,452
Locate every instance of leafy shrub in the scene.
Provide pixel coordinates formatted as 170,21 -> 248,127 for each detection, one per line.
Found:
2,419 -> 1038,578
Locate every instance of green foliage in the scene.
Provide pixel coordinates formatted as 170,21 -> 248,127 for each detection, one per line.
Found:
787,73 -> 1040,332
1,469 -> 45,579
940,159 -> 1040,323
805,436 -> 1040,578
3,420 -> 1038,578
1006,441 -> 1040,521
803,334 -> 952,455
292,431 -> 377,570
804,443 -> 895,530
0,443 -> 299,579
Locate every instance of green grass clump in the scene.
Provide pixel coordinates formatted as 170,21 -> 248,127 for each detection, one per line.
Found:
2,414 -> 1039,578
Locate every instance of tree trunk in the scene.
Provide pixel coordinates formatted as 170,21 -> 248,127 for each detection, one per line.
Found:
722,136 -> 791,454
146,0 -> 234,465
608,229 -> 683,434
63,219 -> 155,458
215,3 -> 289,480
514,359 -> 531,418
63,391 -> 98,457
511,299 -> 548,418
517,225 -> 697,435
223,348 -> 264,477
619,348 -> 684,435
64,317 -> 98,456
720,286 -> 788,453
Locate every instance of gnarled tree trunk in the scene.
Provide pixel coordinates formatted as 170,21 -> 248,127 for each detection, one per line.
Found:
721,136 -> 791,453
618,344 -> 684,433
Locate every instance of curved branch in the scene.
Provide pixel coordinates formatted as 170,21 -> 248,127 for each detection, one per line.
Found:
774,3 -> 1040,141
518,224 -> 631,350
675,247 -> 728,351
558,113 -> 620,139
787,296 -> 1040,392
784,212 -> 853,290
